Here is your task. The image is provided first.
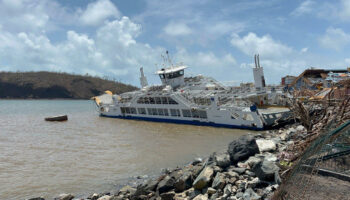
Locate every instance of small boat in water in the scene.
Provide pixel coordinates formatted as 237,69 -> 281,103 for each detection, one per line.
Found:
45,115 -> 68,122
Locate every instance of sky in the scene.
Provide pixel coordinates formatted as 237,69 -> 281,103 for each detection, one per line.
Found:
1,0 -> 350,86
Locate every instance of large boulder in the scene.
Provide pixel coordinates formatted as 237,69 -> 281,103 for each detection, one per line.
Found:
193,167 -> 214,190
156,175 -> 175,194
252,160 -> 279,182
255,139 -> 276,152
228,135 -> 260,164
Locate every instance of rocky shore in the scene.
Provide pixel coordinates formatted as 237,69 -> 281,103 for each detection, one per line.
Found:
27,123 -> 308,200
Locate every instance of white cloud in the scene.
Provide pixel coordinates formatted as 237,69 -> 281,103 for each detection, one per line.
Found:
345,58 -> 350,65
230,32 -> 292,58
339,0 -> 350,20
319,27 -> 350,51
301,47 -> 308,53
291,0 -> 315,16
79,0 -> 120,26
163,22 -> 192,36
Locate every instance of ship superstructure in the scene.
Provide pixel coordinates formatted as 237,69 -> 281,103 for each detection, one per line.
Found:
94,55 -> 290,130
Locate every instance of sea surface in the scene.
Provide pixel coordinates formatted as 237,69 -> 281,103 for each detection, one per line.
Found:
0,100 -> 253,200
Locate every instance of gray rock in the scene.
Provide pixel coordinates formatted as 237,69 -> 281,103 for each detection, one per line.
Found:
207,187 -> 216,195
27,198 -> 45,200
245,170 -> 255,177
54,194 -> 74,200
223,184 -> 233,196
244,156 -> 262,168
255,139 -> 276,152
252,161 -> 279,182
119,185 -> 136,195
246,177 -> 260,188
236,192 -> 244,198
132,179 -> 158,198
157,175 -> 175,194
192,158 -> 203,165
229,167 -> 246,175
160,190 -> 175,200
296,125 -> 305,131
212,172 -> 226,190
243,188 -> 261,200
215,153 -> 231,168
97,195 -> 111,200
193,194 -> 209,200
193,166 -> 214,190
226,171 -> 239,178
228,135 -> 259,164
88,193 -> 101,200
263,153 -> 277,162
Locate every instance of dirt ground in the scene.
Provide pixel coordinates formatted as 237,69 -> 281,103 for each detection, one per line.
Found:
281,174 -> 350,200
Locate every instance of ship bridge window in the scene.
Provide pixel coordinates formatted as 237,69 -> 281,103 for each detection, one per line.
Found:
170,109 -> 181,117
168,97 -> 178,104
138,108 -> 146,114
165,70 -> 184,79
159,74 -> 165,79
182,109 -> 192,117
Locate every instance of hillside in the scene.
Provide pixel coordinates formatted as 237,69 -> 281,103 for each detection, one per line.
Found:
0,71 -> 137,99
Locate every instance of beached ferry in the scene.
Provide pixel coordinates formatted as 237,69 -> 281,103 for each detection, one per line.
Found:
93,55 -> 290,130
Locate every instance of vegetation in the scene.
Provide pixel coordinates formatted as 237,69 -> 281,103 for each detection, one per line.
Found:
0,71 -> 137,99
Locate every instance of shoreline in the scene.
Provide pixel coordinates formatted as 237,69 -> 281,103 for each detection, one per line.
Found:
28,122 -> 306,200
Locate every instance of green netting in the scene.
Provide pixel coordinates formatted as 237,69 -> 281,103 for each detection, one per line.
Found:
277,120 -> 350,200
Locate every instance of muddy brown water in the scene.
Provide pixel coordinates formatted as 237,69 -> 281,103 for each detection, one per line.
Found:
0,100 -> 254,199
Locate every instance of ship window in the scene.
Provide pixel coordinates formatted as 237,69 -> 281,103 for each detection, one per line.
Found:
144,97 -> 150,104
153,108 -> 158,115
147,108 -> 152,115
130,107 -> 137,114
155,97 -> 162,104
182,109 -> 192,117
231,112 -> 239,119
168,97 -> 178,104
161,97 -> 168,104
159,74 -> 165,79
179,70 -> 184,75
199,110 -> 207,119
158,108 -> 164,116
121,107 -> 126,114
138,108 -> 146,114
163,109 -> 169,116
125,107 -> 131,114
149,97 -> 155,104
137,97 -> 144,104
170,109 -> 180,117
191,109 -> 200,118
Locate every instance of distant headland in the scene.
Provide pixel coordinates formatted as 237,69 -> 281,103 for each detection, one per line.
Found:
0,71 -> 137,99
